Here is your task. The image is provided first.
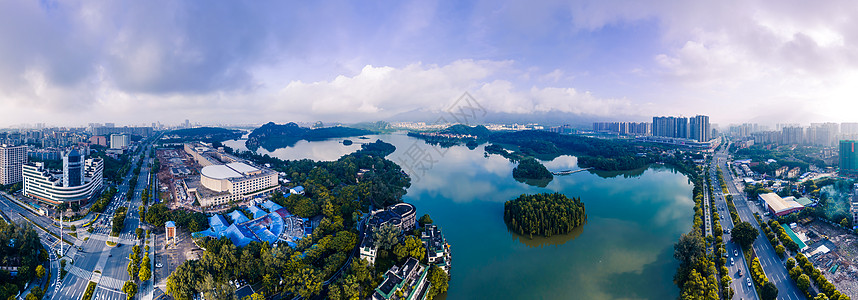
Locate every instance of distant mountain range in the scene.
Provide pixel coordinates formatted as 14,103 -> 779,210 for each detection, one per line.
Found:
384,109 -> 650,129
245,122 -> 375,152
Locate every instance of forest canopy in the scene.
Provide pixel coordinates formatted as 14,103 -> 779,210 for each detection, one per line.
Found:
503,193 -> 586,238
512,158 -> 553,182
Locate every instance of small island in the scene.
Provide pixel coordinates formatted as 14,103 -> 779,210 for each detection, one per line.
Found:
512,157 -> 553,181
342,139 -> 353,145
504,193 -> 587,238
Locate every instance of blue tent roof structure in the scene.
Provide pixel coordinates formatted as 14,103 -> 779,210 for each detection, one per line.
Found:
249,205 -> 267,219
192,205 -> 307,248
224,224 -> 257,247
261,200 -> 284,212
165,221 -> 176,228
228,210 -> 250,224
210,214 -> 230,233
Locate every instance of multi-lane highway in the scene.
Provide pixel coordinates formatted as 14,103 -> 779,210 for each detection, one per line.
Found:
50,143 -> 154,300
714,145 -> 805,300
707,156 -> 758,300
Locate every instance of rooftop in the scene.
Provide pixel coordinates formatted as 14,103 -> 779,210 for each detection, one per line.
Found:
759,192 -> 804,213
226,162 -> 259,175
201,164 -> 243,180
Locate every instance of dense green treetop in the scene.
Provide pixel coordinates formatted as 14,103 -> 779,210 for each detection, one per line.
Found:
731,221 -> 759,249
0,222 -> 47,300
503,193 -> 586,238
166,127 -> 243,140
512,157 -> 553,181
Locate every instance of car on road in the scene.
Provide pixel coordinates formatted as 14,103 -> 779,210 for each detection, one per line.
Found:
746,278 -> 752,287
738,268 -> 743,277
730,258 -> 734,265
156,263 -> 163,268
734,250 -> 738,257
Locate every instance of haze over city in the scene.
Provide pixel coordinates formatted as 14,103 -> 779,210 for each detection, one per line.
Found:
2,1 -> 858,127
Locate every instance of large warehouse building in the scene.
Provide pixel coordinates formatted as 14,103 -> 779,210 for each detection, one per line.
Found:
758,192 -> 804,217
23,149 -> 104,206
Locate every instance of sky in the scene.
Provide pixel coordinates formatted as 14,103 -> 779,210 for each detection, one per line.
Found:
2,0 -> 858,128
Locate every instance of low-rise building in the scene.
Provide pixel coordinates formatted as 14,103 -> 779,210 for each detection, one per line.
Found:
371,257 -> 431,300
421,224 -> 451,273
759,192 -> 804,216
787,167 -> 801,179
369,203 -> 417,232
360,228 -> 378,265
775,166 -> 789,178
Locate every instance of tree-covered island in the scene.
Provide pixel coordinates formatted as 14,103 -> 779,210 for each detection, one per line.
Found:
503,193 -> 587,238
512,157 -> 553,182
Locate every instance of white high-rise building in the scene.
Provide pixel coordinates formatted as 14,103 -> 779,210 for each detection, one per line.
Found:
0,145 -> 27,185
110,134 -> 129,149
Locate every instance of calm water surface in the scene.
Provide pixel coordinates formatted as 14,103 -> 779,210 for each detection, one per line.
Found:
223,133 -> 694,299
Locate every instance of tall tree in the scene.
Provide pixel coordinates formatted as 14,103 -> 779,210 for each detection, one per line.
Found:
373,224 -> 400,250
760,281 -> 778,300
731,221 -> 759,249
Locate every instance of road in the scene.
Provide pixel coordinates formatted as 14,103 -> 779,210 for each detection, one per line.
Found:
48,143 -> 154,300
715,146 -> 806,300
707,155 -> 758,300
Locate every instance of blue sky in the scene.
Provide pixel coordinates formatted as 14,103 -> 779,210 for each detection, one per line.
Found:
2,0 -> 857,127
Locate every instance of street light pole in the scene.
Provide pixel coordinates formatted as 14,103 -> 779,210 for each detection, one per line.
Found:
58,207 -> 63,258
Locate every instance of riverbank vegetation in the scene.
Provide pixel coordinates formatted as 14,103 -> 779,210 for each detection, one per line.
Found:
503,193 -> 586,238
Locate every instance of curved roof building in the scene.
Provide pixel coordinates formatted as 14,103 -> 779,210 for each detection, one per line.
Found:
23,157 -> 104,206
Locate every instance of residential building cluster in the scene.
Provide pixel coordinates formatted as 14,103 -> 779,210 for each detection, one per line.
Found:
738,122 -> 858,147
652,115 -> 711,143
592,122 -> 651,136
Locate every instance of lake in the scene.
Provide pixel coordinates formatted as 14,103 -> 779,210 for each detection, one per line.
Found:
223,133 -> 694,299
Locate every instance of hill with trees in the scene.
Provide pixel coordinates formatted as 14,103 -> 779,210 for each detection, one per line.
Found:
503,193 -> 586,238
246,122 -> 375,151
162,127 -> 243,143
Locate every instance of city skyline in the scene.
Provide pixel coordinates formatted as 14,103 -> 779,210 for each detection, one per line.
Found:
2,1 -> 858,127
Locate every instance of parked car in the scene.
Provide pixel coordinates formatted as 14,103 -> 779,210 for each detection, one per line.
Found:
738,268 -> 743,277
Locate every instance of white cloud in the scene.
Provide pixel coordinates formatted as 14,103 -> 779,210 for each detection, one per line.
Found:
271,60 -> 637,122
